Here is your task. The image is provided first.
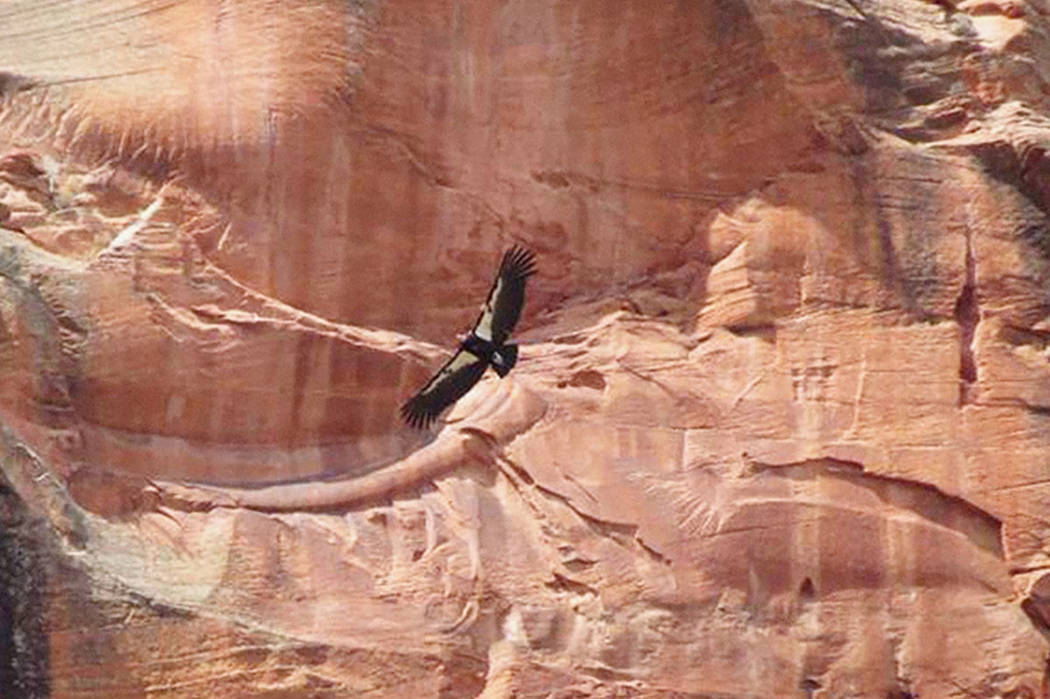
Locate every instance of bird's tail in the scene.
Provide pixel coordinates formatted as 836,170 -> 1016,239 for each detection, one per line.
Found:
492,344 -> 518,377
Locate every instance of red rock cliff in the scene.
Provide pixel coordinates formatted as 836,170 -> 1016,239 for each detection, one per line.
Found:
2,0 -> 1050,696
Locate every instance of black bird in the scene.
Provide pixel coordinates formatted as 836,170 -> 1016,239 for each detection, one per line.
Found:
401,246 -> 537,429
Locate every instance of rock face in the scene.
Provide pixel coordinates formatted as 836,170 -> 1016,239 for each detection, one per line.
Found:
2,0 -> 1050,696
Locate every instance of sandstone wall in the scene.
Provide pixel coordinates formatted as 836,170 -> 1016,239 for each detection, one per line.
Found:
2,0 -> 1050,696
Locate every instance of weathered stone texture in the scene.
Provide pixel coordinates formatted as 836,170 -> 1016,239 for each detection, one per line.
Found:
2,0 -> 1050,696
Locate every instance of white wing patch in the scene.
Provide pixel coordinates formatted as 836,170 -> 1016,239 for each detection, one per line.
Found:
421,350 -> 478,396
473,276 -> 503,341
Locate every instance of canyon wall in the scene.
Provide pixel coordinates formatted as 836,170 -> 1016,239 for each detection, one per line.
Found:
2,0 -> 1050,696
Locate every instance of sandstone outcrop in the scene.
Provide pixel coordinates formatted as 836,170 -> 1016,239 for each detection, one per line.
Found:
2,0 -> 1050,696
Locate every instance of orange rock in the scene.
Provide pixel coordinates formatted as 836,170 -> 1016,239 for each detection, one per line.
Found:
1,1 -> 1049,696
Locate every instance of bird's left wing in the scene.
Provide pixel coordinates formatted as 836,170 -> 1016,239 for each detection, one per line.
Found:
400,348 -> 489,429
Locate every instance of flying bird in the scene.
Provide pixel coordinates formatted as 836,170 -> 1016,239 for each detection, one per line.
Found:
401,246 -> 537,429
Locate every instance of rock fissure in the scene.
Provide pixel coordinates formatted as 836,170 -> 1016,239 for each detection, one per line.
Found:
955,224 -> 979,404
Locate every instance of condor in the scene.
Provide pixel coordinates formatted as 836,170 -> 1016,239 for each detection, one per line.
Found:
401,246 -> 537,429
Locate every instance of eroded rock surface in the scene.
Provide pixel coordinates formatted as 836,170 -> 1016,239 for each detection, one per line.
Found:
2,0 -> 1050,696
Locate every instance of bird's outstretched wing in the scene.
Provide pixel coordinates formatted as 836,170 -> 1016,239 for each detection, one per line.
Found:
472,246 -> 537,345
400,348 -> 489,429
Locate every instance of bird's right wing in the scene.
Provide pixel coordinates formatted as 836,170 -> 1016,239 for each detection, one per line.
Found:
400,348 -> 489,429
472,246 -> 537,345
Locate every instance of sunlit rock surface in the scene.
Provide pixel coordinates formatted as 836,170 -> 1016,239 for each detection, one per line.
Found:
2,0 -> 1050,696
